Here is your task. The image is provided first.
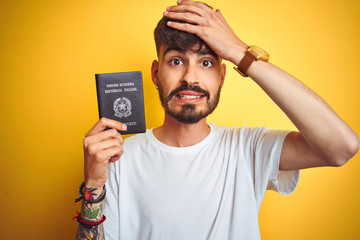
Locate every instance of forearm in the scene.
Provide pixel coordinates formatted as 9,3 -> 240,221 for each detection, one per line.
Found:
247,60 -> 359,164
76,118 -> 125,239
75,187 -> 105,240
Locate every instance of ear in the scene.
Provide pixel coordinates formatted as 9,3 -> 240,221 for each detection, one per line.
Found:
220,63 -> 226,88
151,60 -> 159,87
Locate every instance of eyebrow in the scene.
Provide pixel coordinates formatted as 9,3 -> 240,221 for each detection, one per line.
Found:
197,49 -> 217,58
163,47 -> 185,57
162,47 -> 218,60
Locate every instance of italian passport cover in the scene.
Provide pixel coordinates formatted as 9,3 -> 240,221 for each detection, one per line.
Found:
95,71 -> 146,135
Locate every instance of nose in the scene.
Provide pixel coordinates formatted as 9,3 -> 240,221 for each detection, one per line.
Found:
181,62 -> 199,86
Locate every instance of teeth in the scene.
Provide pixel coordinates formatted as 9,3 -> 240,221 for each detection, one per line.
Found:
179,95 -> 201,99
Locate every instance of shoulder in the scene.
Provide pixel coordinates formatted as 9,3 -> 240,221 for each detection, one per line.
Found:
209,123 -> 286,151
209,122 -> 269,139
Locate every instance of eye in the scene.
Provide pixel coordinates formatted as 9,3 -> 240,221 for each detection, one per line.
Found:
169,58 -> 183,66
201,59 -> 213,68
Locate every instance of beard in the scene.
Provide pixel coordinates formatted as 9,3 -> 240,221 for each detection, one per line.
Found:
158,83 -> 221,124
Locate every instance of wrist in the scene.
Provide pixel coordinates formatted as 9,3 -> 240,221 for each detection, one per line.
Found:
75,181 -> 106,203
84,185 -> 104,201
227,41 -> 248,66
84,178 -> 105,189
234,45 -> 270,77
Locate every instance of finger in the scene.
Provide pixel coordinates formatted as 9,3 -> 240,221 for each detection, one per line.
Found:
166,4 -> 205,17
84,128 -> 124,147
109,155 -> 120,163
177,0 -> 214,11
86,117 -> 127,137
86,138 -> 123,156
166,20 -> 199,35
215,9 -> 227,25
97,146 -> 123,163
164,11 -> 205,26
89,146 -> 123,166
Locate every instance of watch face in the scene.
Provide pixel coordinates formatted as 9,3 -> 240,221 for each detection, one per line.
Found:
249,45 -> 270,61
252,45 -> 269,57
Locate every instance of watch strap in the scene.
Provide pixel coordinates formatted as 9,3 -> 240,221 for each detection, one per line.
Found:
235,50 -> 256,77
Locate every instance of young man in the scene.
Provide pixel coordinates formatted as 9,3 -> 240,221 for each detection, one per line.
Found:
75,1 -> 359,239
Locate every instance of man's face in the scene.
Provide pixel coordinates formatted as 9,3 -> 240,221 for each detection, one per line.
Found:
151,44 -> 226,124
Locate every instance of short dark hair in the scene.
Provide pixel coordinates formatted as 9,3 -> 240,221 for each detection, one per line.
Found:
154,17 -> 206,56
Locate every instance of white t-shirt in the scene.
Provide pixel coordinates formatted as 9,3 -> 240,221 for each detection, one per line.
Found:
103,123 -> 300,240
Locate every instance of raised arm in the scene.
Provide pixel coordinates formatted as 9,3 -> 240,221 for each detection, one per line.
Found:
164,0 -> 359,170
75,118 -> 126,239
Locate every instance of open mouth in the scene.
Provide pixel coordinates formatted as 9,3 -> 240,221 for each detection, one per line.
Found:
177,95 -> 203,99
174,90 -> 206,103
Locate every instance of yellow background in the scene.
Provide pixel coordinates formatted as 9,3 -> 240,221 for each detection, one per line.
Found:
0,0 -> 359,239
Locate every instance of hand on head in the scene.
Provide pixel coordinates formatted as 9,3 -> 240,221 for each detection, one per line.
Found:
164,0 -> 248,66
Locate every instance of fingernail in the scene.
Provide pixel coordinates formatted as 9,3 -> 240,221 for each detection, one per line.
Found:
166,6 -> 170,10
177,0 -> 182,4
163,11 -> 168,15
122,124 -> 127,130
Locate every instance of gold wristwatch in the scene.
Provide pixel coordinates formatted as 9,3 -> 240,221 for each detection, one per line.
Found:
234,45 -> 270,77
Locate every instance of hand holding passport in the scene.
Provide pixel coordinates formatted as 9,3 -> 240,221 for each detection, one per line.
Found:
95,71 -> 146,135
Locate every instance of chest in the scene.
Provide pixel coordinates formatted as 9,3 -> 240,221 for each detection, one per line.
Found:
119,148 -> 254,225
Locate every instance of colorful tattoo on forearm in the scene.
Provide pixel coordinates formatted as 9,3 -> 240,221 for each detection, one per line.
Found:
76,201 -> 104,239
84,187 -> 97,201
78,229 -> 96,240
77,225 -> 104,240
82,208 -> 100,219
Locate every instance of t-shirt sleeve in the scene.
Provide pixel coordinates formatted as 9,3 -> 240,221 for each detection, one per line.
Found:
244,127 -> 300,206
103,162 -> 120,240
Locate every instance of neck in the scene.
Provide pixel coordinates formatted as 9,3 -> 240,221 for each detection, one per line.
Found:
153,114 -> 210,147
